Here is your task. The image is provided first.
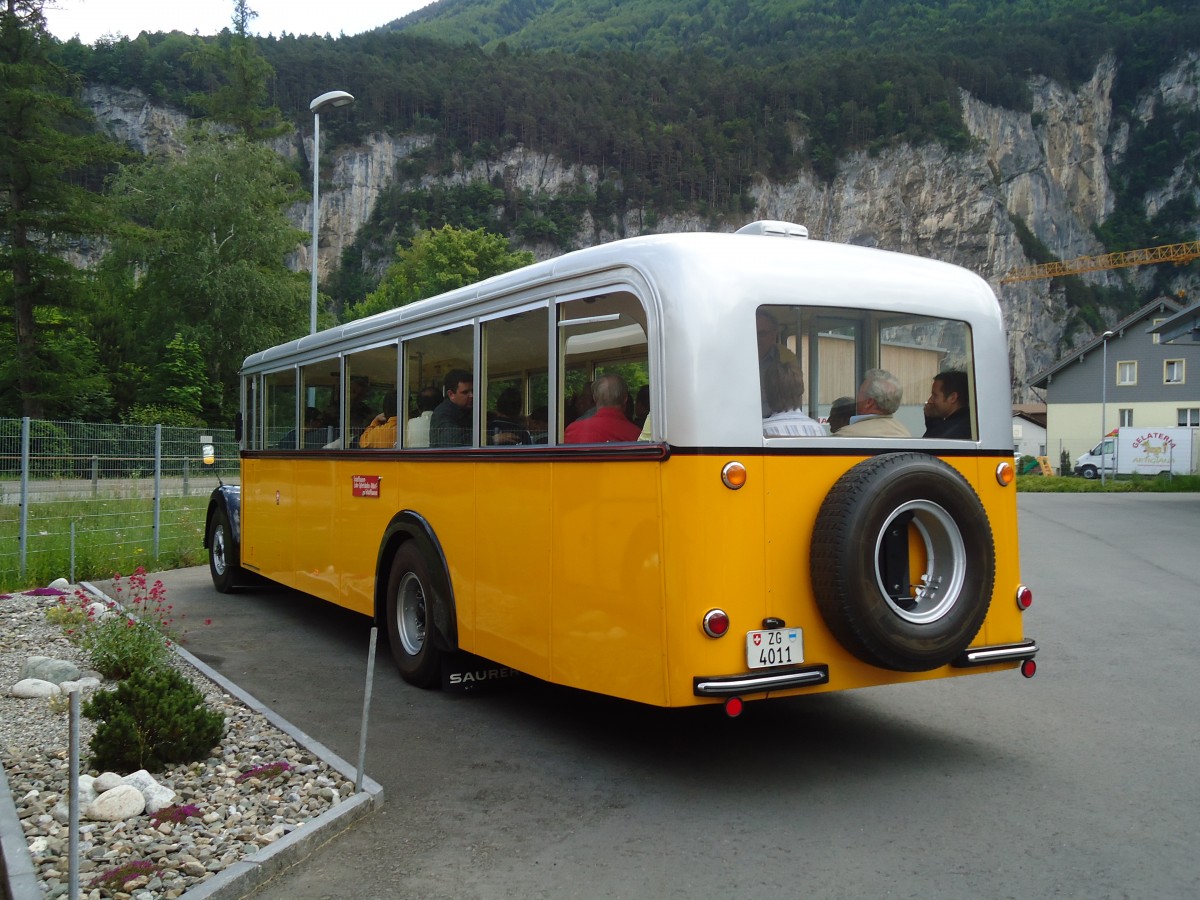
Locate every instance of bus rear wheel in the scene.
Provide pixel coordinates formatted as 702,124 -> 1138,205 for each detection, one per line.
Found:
208,508 -> 239,594
385,542 -> 443,687
810,453 -> 995,672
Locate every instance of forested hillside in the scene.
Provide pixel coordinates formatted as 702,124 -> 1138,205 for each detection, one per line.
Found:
4,0 -> 1199,424
61,1 -> 1200,283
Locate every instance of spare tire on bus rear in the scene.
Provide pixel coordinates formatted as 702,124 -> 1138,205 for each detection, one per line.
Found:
810,452 -> 994,672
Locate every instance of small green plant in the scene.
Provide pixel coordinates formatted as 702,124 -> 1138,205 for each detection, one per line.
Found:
72,568 -> 179,679
88,859 -> 161,891
44,601 -> 89,630
83,666 -> 225,773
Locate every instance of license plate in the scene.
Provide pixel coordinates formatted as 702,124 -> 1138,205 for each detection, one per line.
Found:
746,628 -> 803,669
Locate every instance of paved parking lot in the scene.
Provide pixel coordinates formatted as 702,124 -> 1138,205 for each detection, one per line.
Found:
111,493 -> 1200,898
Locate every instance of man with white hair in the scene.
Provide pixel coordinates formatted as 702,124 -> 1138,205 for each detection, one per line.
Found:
835,368 -> 911,437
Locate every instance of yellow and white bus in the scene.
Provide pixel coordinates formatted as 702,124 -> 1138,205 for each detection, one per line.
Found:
205,221 -> 1036,715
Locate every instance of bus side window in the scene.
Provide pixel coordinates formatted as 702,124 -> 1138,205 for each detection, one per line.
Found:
346,345 -> 400,449
482,307 -> 548,446
404,325 -> 475,448
264,368 -> 298,449
558,293 -> 649,444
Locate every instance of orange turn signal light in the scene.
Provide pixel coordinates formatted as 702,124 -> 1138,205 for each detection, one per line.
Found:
721,461 -> 747,490
995,461 -> 1015,486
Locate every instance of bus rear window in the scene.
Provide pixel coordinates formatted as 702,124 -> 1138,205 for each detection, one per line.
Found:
757,305 -> 976,439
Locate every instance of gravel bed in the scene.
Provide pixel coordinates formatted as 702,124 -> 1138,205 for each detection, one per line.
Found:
1,587 -> 355,899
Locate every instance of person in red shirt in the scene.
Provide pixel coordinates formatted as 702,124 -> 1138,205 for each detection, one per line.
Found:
564,373 -> 641,443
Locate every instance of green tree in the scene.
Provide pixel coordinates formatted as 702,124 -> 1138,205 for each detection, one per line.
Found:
0,0 -> 121,418
184,1 -> 287,139
105,132 -> 309,421
346,225 -> 534,321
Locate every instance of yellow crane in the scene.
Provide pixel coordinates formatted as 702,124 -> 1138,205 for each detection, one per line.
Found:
1000,239 -> 1200,283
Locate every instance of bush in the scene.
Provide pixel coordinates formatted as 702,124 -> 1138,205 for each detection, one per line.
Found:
83,667 -> 225,773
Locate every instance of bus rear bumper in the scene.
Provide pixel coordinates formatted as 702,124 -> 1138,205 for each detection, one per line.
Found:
693,665 -> 830,697
951,639 -> 1039,668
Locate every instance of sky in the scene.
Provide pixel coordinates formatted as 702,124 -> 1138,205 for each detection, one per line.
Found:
43,0 -> 436,44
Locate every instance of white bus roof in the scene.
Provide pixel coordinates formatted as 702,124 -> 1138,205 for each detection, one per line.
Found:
244,225 -> 1010,448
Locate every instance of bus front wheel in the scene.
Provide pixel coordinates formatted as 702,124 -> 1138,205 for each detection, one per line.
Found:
208,508 -> 240,593
810,453 -> 995,672
385,542 -> 443,688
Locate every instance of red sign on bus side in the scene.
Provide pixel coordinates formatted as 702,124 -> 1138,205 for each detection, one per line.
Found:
352,475 -> 381,498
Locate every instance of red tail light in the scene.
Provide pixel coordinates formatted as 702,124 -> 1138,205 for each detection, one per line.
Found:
702,608 -> 730,638
1016,585 -> 1033,610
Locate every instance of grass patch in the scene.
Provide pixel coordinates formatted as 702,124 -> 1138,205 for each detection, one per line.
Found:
1017,473 -> 1200,493
0,493 -> 209,593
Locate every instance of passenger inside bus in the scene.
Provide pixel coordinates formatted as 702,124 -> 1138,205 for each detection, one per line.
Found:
761,360 -> 825,436
406,386 -> 440,448
834,369 -> 912,437
430,369 -> 474,447
359,392 -> 399,448
827,396 -> 855,433
564,373 -> 641,443
922,370 -> 972,439
757,309 -> 799,415
488,387 -> 532,445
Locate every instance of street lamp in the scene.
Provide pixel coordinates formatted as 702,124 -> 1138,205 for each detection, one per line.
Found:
309,90 -> 355,334
1100,329 -> 1114,485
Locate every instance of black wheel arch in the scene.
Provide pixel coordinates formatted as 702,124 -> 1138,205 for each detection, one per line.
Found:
376,511 -> 458,653
204,485 -> 242,552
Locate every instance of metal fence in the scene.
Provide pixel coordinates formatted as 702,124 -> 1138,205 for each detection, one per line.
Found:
0,417 -> 240,590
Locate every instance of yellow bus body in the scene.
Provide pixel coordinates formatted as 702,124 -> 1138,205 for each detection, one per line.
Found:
238,449 -> 1024,708
211,223 -> 1037,711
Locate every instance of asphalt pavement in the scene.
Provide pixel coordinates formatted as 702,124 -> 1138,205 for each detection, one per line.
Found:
9,492 -> 1200,899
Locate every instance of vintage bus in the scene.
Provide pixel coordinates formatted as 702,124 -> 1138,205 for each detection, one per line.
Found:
205,221 -> 1037,715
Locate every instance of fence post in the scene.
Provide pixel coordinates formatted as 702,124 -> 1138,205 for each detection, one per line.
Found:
183,457 -> 190,496
19,417 -> 30,580
154,424 -> 162,559
91,455 -> 99,496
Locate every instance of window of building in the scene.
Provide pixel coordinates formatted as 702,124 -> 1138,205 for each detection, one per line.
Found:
1117,361 -> 1137,385
1179,408 -> 1200,427
1118,408 -> 1133,427
1152,318 -> 1164,344
1164,359 -> 1185,384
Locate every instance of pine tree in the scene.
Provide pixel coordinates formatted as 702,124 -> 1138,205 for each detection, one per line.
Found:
0,0 -> 121,418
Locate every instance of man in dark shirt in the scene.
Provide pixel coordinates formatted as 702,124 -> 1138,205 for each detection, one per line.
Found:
923,370 -> 972,439
430,369 -> 474,447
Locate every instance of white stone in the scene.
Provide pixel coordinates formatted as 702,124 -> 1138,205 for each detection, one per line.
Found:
48,578 -> 70,590
93,772 -> 124,792
11,678 -> 61,698
85,784 -> 145,821
124,769 -> 176,814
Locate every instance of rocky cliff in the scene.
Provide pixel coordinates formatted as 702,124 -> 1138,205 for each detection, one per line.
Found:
84,51 -> 1200,400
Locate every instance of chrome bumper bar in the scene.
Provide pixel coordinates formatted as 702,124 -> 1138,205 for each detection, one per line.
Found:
951,639 -> 1039,668
693,664 -> 830,697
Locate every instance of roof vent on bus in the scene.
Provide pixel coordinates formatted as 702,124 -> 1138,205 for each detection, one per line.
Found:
735,220 -> 809,238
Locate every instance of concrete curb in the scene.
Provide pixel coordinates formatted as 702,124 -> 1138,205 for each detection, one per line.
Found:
1,583 -> 384,900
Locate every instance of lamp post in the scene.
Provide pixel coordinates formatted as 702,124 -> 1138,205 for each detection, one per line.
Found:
1100,329 -> 1114,485
309,90 -> 355,334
